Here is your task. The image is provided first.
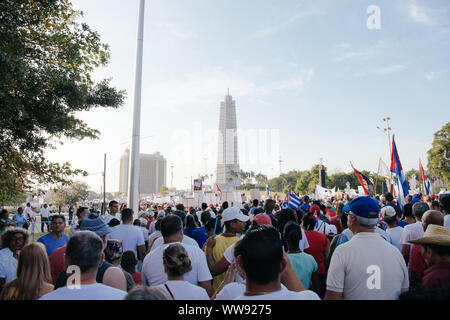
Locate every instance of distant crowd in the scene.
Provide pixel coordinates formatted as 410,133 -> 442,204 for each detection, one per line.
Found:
0,191 -> 449,300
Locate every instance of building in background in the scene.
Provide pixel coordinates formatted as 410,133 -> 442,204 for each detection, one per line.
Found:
215,90 -> 240,190
119,149 -> 167,196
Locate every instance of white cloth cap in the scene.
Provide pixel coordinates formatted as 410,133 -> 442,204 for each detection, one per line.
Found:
221,207 -> 249,226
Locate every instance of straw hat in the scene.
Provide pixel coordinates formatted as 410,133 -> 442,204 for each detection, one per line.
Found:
409,224 -> 450,247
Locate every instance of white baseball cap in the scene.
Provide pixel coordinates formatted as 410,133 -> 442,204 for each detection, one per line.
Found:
380,206 -> 396,219
221,207 -> 250,226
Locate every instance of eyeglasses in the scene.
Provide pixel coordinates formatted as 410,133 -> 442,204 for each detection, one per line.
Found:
11,236 -> 24,242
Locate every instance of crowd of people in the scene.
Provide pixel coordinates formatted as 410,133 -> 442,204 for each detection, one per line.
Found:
0,191 -> 449,300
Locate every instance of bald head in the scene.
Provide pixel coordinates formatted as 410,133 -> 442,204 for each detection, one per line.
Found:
422,210 -> 444,232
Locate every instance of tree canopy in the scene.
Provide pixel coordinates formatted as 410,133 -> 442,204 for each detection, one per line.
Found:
427,122 -> 450,187
0,0 -> 126,203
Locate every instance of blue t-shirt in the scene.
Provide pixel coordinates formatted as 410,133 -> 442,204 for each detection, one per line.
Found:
192,226 -> 208,249
13,213 -> 28,228
287,252 -> 318,290
37,233 -> 69,256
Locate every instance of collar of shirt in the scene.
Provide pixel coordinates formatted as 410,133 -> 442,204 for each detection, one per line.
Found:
424,261 -> 450,276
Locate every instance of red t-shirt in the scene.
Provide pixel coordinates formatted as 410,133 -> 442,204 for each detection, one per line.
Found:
304,230 -> 329,274
409,244 -> 427,273
132,272 -> 142,285
49,245 -> 66,285
423,261 -> 450,290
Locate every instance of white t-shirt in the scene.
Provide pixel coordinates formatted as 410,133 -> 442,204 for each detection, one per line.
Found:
157,280 -> 210,300
151,234 -> 198,252
149,220 -> 158,235
103,213 -> 119,225
444,215 -> 450,228
327,232 -> 409,300
24,207 -> 35,221
107,224 -> 145,259
0,248 -> 18,283
40,207 -> 50,218
39,283 -> 127,300
400,221 -> 424,245
386,226 -> 404,252
138,226 -> 149,242
69,223 -> 80,237
142,242 -> 212,287
196,209 -> 216,222
148,231 -> 162,248
235,286 -> 320,300
215,282 -> 246,300
299,228 -> 310,251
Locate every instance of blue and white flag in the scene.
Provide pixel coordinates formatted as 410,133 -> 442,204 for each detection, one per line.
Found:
288,192 -> 302,210
390,135 -> 409,209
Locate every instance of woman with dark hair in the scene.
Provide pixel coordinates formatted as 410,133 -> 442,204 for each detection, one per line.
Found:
283,222 -> 318,292
184,215 -> 199,238
158,243 -> 209,300
302,213 -> 329,299
277,208 -> 297,249
401,203 -> 416,225
0,227 -> 29,292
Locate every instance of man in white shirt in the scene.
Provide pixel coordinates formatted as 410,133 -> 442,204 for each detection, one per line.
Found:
103,200 -> 120,225
107,208 -> 146,262
234,225 -> 319,300
24,203 -> 36,235
325,196 -> 409,300
400,202 -> 429,265
381,206 -> 404,252
196,203 -> 216,222
40,204 -> 50,233
40,231 -> 127,300
141,215 -> 213,297
439,193 -> 450,228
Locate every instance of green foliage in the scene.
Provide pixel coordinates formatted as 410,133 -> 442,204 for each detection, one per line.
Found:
0,0 -> 126,203
427,122 -> 450,187
160,185 -> 169,195
53,181 -> 90,208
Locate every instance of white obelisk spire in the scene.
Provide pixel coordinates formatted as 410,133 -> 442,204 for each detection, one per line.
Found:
128,0 -> 145,216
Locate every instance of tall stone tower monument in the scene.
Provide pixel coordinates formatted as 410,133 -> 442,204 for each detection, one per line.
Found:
215,90 -> 240,190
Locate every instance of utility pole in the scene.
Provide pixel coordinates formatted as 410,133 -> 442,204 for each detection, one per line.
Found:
103,153 -> 106,216
128,0 -> 146,217
170,164 -> 174,189
377,117 -> 393,192
279,158 -> 283,176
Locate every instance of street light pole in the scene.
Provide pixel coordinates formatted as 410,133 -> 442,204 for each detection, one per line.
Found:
128,0 -> 146,217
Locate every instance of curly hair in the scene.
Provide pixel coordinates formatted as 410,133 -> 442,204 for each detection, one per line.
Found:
1,227 -> 30,249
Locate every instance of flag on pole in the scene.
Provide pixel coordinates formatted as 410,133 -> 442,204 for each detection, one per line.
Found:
337,188 -> 341,200
350,162 -> 375,197
390,135 -> 408,208
216,184 -> 222,200
419,159 -> 430,195
288,192 -> 302,209
265,176 -> 270,198
281,193 -> 289,209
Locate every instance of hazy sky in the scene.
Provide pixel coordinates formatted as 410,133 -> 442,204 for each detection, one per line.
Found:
45,0 -> 450,193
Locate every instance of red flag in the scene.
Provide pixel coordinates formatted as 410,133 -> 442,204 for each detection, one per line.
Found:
350,162 -> 374,197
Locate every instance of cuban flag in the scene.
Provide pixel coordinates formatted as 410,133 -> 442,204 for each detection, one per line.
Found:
390,135 -> 409,209
216,184 -> 222,200
288,192 -> 302,210
265,176 -> 270,198
419,159 -> 431,195
281,193 -> 290,209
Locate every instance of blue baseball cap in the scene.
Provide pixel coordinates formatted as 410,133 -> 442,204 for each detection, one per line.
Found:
348,196 -> 380,219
